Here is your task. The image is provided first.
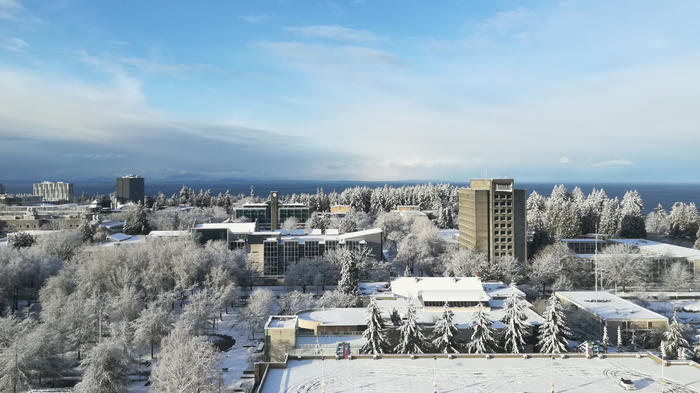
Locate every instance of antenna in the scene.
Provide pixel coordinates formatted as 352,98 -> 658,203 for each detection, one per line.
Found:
595,224 -> 599,302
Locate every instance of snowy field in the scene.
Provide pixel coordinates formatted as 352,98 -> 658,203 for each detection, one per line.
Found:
261,356 -> 700,393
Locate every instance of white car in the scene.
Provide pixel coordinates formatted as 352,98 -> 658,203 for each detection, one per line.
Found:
619,377 -> 636,390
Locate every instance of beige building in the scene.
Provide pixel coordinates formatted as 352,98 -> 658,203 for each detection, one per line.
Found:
458,178 -> 527,262
264,316 -> 298,362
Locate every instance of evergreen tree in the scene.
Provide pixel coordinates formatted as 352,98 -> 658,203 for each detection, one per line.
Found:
78,218 -> 95,243
602,325 -> 609,352
360,298 -> 388,355
394,303 -> 426,354
695,227 -> 700,250
432,303 -> 460,353
390,308 -> 401,326
501,284 -> 528,353
599,198 -> 621,237
467,303 -> 496,353
617,325 -> 623,352
123,206 -> 150,235
669,202 -> 700,240
618,190 -> 646,238
537,293 -> 570,353
646,204 -> 670,235
663,312 -> 690,360
630,330 -> 638,351
337,251 -> 359,296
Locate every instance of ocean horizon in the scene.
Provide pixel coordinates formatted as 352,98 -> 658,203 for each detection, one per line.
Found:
2,179 -> 698,214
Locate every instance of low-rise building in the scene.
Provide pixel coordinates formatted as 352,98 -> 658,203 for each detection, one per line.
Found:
556,291 -> 668,335
264,316 -> 298,362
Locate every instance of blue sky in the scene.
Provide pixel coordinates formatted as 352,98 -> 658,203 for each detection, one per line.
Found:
1,0 -> 699,182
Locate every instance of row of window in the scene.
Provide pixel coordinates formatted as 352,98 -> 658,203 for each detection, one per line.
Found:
495,201 -> 512,207
423,301 -> 484,307
494,194 -> 512,200
262,240 -> 361,276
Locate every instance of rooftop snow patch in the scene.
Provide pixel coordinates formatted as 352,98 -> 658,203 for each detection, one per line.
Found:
391,277 -> 490,303
611,238 -> 700,261
556,291 -> 668,321
193,222 -> 257,233
259,355 -> 700,393
266,316 -> 298,329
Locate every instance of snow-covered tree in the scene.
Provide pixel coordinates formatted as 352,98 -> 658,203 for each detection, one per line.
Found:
337,251 -> 359,296
78,218 -> 95,243
442,248 -> 490,278
74,338 -> 132,393
433,303 -> 460,353
467,303 -> 496,354
695,227 -> 700,250
618,190 -> 646,238
495,255 -> 527,285
663,312 -> 690,360
7,232 -> 35,249
281,217 -> 299,233
285,258 -> 328,293
537,293 -> 570,354
646,204 -> 670,235
602,325 -> 609,352
394,303 -> 427,354
150,327 -> 221,393
390,308 -> 401,326
132,301 -> 173,359
529,244 -> 567,292
360,298 -> 388,355
240,288 -> 274,338
277,291 -> 316,315
669,202 -> 699,240
317,290 -> 358,308
599,198 -> 621,237
663,262 -> 693,296
630,330 -> 638,351
123,205 -> 150,235
600,244 -> 647,292
617,325 -> 623,352
501,284 -> 529,353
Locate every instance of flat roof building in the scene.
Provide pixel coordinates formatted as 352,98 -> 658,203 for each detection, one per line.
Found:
32,181 -> 74,203
458,178 -> 527,262
116,175 -> 144,204
556,291 -> 668,335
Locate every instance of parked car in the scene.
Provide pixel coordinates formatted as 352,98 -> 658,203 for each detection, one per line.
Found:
619,377 -> 636,390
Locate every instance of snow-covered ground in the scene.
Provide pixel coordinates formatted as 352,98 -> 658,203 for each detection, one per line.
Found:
128,309 -> 260,392
648,300 -> 700,327
261,356 -> 700,393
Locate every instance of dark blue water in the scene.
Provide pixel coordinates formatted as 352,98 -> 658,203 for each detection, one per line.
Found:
2,180 -> 698,213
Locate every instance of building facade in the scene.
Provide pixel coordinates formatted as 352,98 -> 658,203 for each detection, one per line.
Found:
33,181 -> 74,202
458,178 -> 527,262
234,192 -> 310,231
116,175 -> 145,204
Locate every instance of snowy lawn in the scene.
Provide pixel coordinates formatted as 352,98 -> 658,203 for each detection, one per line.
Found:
261,356 -> 700,393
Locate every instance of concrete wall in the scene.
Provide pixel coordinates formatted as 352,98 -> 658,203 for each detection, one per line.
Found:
265,327 -> 296,362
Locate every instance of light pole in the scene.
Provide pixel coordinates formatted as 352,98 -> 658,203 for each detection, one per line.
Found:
433,356 -> 438,393
660,340 -> 665,393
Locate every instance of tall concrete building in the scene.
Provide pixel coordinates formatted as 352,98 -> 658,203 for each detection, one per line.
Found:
33,181 -> 74,202
458,178 -> 527,262
116,175 -> 145,204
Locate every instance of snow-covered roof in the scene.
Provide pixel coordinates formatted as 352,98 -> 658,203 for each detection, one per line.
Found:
100,220 -> 124,228
147,230 -> 190,238
611,238 -> 700,261
100,234 -> 146,246
107,232 -> 132,242
391,277 -> 490,303
193,222 -> 257,233
556,291 -> 668,322
7,230 -> 61,237
265,316 -> 298,329
339,228 -> 382,239
260,356 -> 700,393
325,228 -> 340,235
297,308 -> 367,327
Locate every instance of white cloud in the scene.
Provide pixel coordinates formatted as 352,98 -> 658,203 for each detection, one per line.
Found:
560,156 -> 570,164
479,7 -> 533,34
593,160 -> 634,167
2,36 -> 28,52
286,25 -> 379,42
118,56 -> 216,76
242,13 -> 268,23
0,0 -> 21,19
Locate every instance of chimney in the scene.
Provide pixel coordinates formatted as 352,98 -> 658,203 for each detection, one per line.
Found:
270,191 -> 279,230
